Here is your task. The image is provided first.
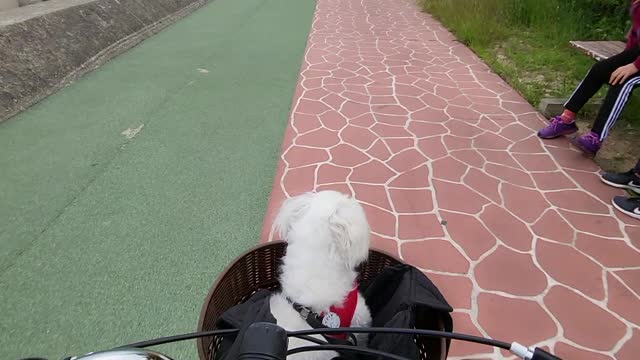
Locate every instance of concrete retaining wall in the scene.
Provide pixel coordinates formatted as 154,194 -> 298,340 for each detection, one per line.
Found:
0,0 -> 207,122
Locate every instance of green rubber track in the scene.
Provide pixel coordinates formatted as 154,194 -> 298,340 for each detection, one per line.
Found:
0,0 -> 315,358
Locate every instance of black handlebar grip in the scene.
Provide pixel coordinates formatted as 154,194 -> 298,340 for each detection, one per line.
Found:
237,323 -> 289,360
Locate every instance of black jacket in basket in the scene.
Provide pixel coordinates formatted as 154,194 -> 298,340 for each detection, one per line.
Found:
214,264 -> 453,360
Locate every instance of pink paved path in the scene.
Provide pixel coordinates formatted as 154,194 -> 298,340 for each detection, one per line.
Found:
260,0 -> 640,358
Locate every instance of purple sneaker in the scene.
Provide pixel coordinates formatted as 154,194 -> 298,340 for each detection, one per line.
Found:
537,116 -> 578,139
573,131 -> 602,156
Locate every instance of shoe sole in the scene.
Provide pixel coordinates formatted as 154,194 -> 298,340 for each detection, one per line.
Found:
612,199 -> 640,220
537,129 -> 578,140
600,177 -> 640,194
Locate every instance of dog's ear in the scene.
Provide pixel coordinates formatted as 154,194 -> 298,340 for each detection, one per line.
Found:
272,193 -> 313,242
328,198 -> 371,269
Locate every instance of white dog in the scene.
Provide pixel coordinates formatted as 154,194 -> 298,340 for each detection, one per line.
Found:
270,191 -> 373,360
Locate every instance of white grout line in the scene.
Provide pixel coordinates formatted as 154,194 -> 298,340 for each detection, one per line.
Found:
265,0 -> 639,357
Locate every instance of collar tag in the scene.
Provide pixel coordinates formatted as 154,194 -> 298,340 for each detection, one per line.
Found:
321,311 -> 341,328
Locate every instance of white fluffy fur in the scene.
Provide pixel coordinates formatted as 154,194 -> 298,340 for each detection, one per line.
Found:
270,191 -> 372,360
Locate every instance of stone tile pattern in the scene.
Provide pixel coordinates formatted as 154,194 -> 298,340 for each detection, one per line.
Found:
260,0 -> 640,358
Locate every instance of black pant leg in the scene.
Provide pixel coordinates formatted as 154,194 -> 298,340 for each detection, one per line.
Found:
565,47 -> 640,113
591,73 -> 640,140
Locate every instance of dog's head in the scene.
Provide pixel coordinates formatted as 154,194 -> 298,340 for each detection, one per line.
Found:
273,190 -> 370,269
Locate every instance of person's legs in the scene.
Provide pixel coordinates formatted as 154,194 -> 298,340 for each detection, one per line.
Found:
538,48 -> 640,139
591,75 -> 640,140
573,76 -> 640,154
565,48 -> 640,113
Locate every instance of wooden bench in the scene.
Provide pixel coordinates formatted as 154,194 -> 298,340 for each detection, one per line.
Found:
569,40 -> 626,61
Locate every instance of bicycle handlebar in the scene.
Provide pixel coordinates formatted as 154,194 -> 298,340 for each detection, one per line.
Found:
37,323 -> 562,360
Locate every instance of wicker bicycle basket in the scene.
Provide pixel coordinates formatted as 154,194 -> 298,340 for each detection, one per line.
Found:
197,241 -> 447,360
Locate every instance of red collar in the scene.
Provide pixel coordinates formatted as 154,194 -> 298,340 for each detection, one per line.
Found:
322,283 -> 359,339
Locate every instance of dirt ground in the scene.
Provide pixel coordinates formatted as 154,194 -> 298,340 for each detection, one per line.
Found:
576,116 -> 640,172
